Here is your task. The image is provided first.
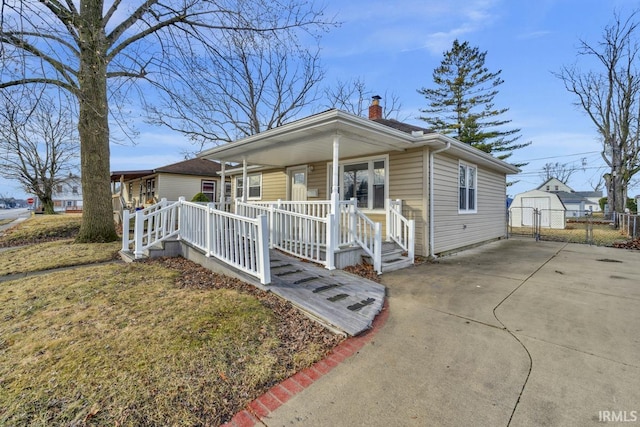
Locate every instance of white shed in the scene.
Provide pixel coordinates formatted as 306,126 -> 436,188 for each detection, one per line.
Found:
509,190 -> 566,229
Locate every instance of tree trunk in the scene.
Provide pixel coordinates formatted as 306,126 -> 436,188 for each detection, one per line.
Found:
75,1 -> 118,243
41,197 -> 55,215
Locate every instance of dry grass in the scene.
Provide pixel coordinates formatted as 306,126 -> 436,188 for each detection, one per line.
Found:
0,261 -> 333,426
510,223 -> 628,246
0,214 -> 82,247
0,239 -> 121,276
0,212 -> 342,425
0,219 -> 13,227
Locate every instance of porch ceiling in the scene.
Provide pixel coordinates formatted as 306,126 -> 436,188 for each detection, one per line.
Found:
198,110 -> 420,167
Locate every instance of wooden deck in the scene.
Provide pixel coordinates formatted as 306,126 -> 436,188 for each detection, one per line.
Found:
266,251 -> 386,336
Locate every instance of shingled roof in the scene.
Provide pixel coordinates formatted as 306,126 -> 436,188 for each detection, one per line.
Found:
371,118 -> 433,134
154,158 -> 221,176
111,158 -> 221,182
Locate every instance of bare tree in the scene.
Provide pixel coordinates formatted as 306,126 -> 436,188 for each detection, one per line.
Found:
590,175 -> 605,192
323,77 -> 406,120
0,89 -> 77,214
539,162 -> 575,184
556,11 -> 640,221
0,0 -> 330,242
147,28 -> 325,153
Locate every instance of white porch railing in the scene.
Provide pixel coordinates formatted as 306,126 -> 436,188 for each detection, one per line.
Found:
121,198 -> 180,257
271,208 -> 332,266
123,197 -> 415,283
236,199 -> 332,218
237,198 -> 383,273
387,199 -> 415,263
236,200 -> 333,268
122,198 -> 271,285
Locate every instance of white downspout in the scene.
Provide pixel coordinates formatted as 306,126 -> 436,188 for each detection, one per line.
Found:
429,141 -> 450,258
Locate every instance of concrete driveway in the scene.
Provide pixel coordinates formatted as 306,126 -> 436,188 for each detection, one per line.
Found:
263,238 -> 640,426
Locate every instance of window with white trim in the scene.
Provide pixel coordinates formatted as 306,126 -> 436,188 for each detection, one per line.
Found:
330,157 -> 387,210
236,174 -> 262,199
459,163 -> 477,213
201,180 -> 216,202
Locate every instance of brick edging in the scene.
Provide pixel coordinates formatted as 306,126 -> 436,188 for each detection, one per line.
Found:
221,300 -> 390,427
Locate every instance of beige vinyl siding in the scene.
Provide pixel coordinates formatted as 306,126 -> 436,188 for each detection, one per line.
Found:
389,148 -> 428,256
307,162 -> 328,199
433,153 -> 507,254
260,170 -> 287,200
157,174 -> 220,202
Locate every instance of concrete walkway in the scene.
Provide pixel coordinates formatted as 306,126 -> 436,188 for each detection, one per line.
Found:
246,238 -> 640,426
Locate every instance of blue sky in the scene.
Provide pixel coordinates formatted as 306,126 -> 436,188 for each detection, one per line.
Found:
1,0 -> 638,200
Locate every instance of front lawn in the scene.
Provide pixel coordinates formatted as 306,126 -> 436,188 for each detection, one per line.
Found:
0,239 -> 121,275
0,259 -> 341,426
0,214 -> 82,247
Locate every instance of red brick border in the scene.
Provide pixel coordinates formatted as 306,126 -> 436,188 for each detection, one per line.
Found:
221,300 -> 390,427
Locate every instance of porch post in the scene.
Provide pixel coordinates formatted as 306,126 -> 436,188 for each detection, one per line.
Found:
242,157 -> 248,203
331,134 -> 340,215
219,161 -> 226,205
121,209 -> 130,252
330,134 -> 340,265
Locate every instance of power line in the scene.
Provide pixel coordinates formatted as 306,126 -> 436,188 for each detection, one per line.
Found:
510,150 -> 600,163
515,165 -> 606,177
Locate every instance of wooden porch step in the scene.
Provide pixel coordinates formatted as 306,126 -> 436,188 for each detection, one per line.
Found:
362,241 -> 413,273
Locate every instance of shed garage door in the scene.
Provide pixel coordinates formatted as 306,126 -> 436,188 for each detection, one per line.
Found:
521,197 -> 550,226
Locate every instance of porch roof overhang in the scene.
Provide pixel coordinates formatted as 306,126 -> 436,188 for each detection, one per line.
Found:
198,109 -> 520,175
198,110 -> 430,167
110,170 -> 154,182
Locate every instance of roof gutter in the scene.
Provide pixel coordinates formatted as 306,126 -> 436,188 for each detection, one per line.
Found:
429,140 -> 451,258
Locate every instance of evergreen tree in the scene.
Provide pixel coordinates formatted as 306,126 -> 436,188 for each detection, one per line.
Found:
418,40 -> 529,163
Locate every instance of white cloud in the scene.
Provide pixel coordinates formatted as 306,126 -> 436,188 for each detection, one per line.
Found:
517,30 -> 553,40
420,0 -> 502,55
324,0 -> 504,57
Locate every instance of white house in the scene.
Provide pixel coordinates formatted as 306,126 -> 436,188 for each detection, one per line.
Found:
52,174 -> 83,212
122,99 -> 519,285
536,178 -> 602,216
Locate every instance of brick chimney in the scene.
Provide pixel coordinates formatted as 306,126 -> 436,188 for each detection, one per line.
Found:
368,95 -> 382,120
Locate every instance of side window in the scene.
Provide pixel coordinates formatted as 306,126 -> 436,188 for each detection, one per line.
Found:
459,163 -> 477,213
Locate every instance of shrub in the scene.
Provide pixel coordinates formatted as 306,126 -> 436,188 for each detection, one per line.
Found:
191,192 -> 210,203
598,196 -> 638,213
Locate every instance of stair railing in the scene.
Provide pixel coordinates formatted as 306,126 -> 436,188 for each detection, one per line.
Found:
387,199 -> 415,263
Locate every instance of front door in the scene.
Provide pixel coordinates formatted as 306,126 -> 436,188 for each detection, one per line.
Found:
289,167 -> 307,201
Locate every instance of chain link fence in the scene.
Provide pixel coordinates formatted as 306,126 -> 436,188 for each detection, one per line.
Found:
618,213 -> 640,240
507,207 -> 633,246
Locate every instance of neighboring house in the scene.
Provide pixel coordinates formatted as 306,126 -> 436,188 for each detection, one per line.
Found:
197,98 -> 519,258
509,190 -> 566,229
110,158 -> 228,210
537,177 -> 573,193
536,178 -> 602,216
52,173 -> 83,212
